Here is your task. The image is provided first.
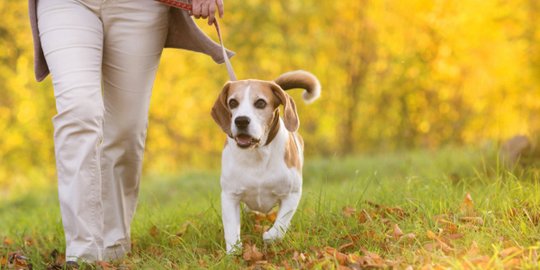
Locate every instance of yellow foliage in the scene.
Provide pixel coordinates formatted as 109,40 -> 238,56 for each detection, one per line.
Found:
0,0 -> 539,189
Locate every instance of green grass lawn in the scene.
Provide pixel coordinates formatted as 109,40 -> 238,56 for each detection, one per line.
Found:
1,147 -> 540,269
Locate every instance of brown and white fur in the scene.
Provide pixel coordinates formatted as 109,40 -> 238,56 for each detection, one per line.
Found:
211,70 -> 321,253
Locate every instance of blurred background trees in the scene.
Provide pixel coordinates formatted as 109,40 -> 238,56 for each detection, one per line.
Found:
1,0 -> 539,190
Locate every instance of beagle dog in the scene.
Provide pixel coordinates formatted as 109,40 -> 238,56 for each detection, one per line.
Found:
211,70 -> 321,253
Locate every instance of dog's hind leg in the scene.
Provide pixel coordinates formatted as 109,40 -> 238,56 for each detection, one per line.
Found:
263,190 -> 301,242
221,192 -> 242,253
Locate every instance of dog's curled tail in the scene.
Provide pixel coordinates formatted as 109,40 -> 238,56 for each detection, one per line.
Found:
274,70 -> 321,104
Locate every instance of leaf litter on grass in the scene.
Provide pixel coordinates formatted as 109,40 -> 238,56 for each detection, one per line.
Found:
3,192 -> 540,269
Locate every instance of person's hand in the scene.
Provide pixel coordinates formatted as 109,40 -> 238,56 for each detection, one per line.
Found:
191,0 -> 224,25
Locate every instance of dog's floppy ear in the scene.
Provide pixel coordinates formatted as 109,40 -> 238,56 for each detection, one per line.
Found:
211,82 -> 232,136
270,82 -> 299,132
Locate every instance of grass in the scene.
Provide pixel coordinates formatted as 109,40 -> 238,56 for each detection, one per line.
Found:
1,147 -> 540,269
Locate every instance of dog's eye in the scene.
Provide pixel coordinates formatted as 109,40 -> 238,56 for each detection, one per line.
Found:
228,99 -> 239,109
254,99 -> 267,109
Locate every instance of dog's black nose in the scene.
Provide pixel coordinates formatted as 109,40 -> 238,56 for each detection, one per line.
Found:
235,116 -> 250,128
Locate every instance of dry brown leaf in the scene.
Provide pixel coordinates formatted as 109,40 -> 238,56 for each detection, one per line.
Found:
423,243 -> 437,252
437,218 -> 459,234
324,247 -> 348,265
96,261 -> 116,270
401,233 -> 416,243
8,253 -> 32,270
149,225 -> 159,238
438,240 -> 454,254
383,207 -> 407,219
243,244 -> 264,262
338,241 -> 355,252
426,230 -> 438,240
357,209 -> 372,224
359,249 -> 387,268
392,224 -> 404,240
446,233 -> 464,240
23,236 -> 34,247
293,251 -> 307,262
346,253 -> 362,264
499,246 -> 523,258
3,237 -> 13,246
254,224 -> 270,234
252,211 -> 277,223
342,206 -> 356,217
466,255 -> 490,267
267,211 -> 277,223
459,216 -> 484,225
198,259 -> 208,268
460,192 -> 475,214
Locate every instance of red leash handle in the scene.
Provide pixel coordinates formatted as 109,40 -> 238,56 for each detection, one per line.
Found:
156,0 -> 193,11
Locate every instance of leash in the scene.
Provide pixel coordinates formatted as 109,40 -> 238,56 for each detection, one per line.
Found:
156,0 -> 237,81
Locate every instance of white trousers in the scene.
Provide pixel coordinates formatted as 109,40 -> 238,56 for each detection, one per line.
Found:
37,0 -> 169,261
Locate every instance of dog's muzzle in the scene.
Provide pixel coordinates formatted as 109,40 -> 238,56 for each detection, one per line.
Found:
234,134 -> 260,148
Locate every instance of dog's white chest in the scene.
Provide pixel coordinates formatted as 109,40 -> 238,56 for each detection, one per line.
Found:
220,143 -> 301,213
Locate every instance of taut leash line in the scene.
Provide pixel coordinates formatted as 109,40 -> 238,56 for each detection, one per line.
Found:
213,20 -> 237,81
155,0 -> 237,81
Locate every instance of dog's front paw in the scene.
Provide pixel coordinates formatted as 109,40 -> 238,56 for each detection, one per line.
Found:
263,227 -> 285,243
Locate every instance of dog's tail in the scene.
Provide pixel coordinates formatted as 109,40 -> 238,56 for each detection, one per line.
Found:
274,70 -> 321,104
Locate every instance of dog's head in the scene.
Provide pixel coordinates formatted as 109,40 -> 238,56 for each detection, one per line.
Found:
211,70 -> 320,149
211,80 -> 298,149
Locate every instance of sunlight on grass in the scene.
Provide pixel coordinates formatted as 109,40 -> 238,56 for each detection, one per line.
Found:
1,147 -> 539,268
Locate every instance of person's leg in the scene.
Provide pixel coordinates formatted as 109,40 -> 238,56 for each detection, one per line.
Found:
99,0 -> 169,260
37,0 -> 104,262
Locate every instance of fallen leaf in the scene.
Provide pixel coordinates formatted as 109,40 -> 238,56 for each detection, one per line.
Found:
392,224 -> 404,240
460,192 -> 475,214
96,261 -> 115,270
426,230 -> 438,240
401,233 -> 416,243
446,233 -> 464,240
293,251 -> 307,262
437,218 -> 459,234
342,206 -> 356,217
459,216 -> 484,225
499,246 -> 523,258
267,211 -> 277,223
463,255 -> 491,268
324,247 -> 348,265
23,236 -> 34,247
383,207 -> 407,219
242,244 -> 264,262
149,225 -> 159,238
359,249 -> 387,268
252,210 -> 277,223
198,259 -> 207,268
357,209 -> 372,223
254,224 -> 270,233
8,253 -> 32,270
338,241 -> 355,252
3,237 -> 14,246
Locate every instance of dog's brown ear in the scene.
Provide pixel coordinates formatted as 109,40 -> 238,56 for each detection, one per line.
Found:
211,82 -> 232,136
270,82 -> 299,132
